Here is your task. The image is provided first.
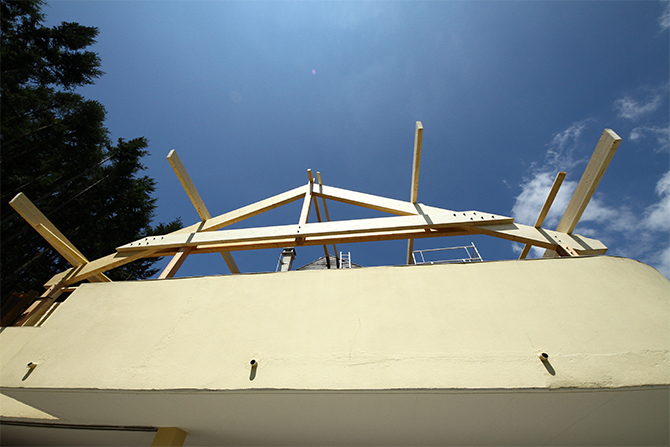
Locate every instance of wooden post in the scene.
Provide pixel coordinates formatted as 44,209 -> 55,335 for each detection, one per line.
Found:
296,176 -> 313,245
407,121 -> 423,264
151,427 -> 187,447
309,170 -> 330,262
316,172 -> 338,256
519,171 -> 566,259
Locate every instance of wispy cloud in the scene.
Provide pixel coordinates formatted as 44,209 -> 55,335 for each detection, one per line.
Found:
544,119 -> 594,170
511,121 -> 670,278
660,2 -> 670,31
613,82 -> 668,121
614,92 -> 663,121
630,125 -> 670,153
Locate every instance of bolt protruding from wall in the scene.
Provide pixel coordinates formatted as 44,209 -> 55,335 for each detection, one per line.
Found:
250,359 -> 258,368
27,362 -> 37,369
539,353 -> 549,361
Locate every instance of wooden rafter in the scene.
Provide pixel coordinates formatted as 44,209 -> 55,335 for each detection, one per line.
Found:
175,184 -> 308,234
543,129 -> 621,258
165,150 -> 239,275
9,193 -> 111,283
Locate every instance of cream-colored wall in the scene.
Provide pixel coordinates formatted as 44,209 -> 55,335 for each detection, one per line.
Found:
1,256 -> 668,392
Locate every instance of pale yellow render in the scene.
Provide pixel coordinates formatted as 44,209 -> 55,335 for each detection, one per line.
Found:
1,256 -> 668,445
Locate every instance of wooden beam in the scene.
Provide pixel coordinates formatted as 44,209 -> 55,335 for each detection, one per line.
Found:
175,184 -> 308,234
314,184 -> 426,216
118,211 -> 513,253
167,150 -> 211,220
543,129 -> 621,258
316,172 -> 338,256
48,211 -> 606,289
9,193 -> 111,283
166,150 -> 239,274
158,247 -> 192,279
475,223 -> 607,255
410,121 -> 424,204
407,121 -> 424,264
296,179 -> 313,245
309,171 -> 330,261
518,171 -> 566,260
126,221 -> 606,259
19,282 -> 67,326
45,248 -> 161,287
558,129 -> 621,234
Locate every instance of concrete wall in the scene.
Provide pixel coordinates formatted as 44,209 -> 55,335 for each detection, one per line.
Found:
2,256 -> 668,392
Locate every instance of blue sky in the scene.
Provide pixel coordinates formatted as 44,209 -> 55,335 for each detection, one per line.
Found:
44,1 -> 669,278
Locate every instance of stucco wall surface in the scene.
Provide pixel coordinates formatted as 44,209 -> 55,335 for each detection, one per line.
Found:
1,256 -> 668,392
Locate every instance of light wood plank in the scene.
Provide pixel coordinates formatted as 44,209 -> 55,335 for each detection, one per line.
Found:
167,150 -> 211,220
316,172 -> 338,256
118,211 -> 513,252
159,247 -> 193,279
558,129 -> 621,234
518,171 -> 566,260
167,150 -> 239,274
407,238 -> 415,265
543,129 -> 621,258
314,185 -> 426,216
45,248 -> 161,287
175,185 -> 308,234
9,193 -> 111,282
410,121 -> 424,204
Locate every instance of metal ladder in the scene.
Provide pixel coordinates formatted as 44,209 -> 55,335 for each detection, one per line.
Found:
339,251 -> 351,268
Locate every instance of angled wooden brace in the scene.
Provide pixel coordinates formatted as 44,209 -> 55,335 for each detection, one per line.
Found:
317,171 -> 338,264
308,170 -> 331,265
295,171 -> 314,246
407,121 -> 423,264
543,129 -> 621,258
9,193 -> 111,283
162,150 -> 239,277
518,171 -> 566,259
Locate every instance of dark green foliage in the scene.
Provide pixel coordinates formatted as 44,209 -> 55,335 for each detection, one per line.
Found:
1,0 -> 181,301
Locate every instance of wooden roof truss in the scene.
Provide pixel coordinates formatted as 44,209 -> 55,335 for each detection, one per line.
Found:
10,124 -> 621,308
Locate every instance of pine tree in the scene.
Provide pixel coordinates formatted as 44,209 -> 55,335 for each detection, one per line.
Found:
1,0 -> 181,302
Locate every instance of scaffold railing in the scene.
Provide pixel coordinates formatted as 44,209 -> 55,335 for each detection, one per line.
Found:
412,243 -> 483,265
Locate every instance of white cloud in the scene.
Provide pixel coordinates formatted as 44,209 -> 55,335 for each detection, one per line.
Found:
613,83 -> 668,121
544,119 -> 592,170
644,170 -> 670,231
630,125 -> 670,153
614,94 -> 663,121
660,2 -> 670,31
